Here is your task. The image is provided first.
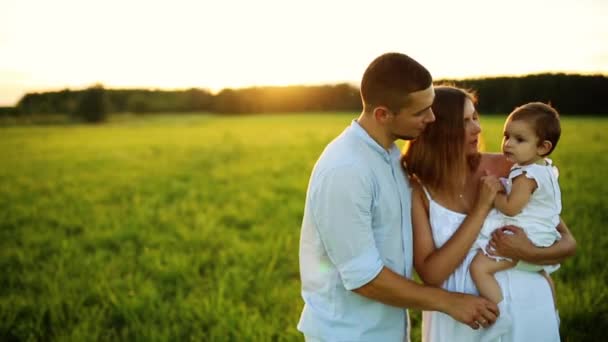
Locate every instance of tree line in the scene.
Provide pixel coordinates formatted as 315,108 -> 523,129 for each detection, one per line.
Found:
446,73 -> 607,114
4,73 -> 607,122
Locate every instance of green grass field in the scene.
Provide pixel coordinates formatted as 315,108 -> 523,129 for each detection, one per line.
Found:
1,113 -> 606,341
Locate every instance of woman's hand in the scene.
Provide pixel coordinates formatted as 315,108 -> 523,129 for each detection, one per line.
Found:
487,225 -> 534,261
476,172 -> 502,210
489,219 -> 576,264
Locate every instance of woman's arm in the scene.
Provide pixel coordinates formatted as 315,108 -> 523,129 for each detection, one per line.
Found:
412,178 -> 499,286
488,218 -> 576,264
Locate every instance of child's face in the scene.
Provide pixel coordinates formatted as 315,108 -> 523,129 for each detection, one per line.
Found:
501,118 -> 543,165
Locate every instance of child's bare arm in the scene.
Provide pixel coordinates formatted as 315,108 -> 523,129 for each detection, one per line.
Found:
493,173 -> 537,216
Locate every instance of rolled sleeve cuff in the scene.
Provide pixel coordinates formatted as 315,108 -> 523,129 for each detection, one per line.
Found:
337,249 -> 384,290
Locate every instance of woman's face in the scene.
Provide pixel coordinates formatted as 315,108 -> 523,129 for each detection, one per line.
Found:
463,98 -> 481,155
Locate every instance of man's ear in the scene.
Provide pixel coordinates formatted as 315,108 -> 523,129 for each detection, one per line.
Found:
538,140 -> 553,156
373,106 -> 392,123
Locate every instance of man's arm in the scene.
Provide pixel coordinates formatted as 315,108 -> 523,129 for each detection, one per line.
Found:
312,167 -> 498,329
488,218 -> 576,264
352,266 -> 498,329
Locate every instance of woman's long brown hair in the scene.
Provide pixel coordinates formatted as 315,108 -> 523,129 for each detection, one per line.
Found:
402,85 -> 478,197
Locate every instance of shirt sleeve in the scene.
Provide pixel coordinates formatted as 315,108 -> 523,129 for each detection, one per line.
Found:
510,164 -> 542,191
310,165 -> 384,290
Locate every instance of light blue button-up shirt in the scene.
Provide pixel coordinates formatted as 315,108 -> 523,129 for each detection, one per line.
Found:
298,120 -> 413,341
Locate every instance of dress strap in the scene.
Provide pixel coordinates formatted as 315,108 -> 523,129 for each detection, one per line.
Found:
421,185 -> 432,200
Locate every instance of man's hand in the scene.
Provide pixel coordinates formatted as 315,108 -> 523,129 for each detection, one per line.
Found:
443,293 -> 499,330
488,225 -> 534,261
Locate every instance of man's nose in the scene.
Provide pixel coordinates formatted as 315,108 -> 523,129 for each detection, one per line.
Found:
426,109 -> 436,123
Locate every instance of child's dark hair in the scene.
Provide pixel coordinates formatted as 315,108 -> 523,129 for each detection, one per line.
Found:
508,102 -> 561,156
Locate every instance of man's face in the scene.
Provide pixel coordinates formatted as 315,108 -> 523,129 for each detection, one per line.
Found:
388,88 -> 436,140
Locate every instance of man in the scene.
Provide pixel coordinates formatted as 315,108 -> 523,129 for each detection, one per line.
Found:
298,53 -> 498,341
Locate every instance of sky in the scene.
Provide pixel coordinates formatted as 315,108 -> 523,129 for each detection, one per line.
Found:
1,0 -> 607,106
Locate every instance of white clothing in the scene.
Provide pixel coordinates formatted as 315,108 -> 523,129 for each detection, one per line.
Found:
477,160 -> 562,272
421,187 -> 560,342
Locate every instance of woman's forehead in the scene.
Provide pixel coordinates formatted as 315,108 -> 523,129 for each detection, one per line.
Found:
463,98 -> 476,116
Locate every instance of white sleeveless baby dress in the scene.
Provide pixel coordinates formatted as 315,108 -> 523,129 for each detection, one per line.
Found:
476,159 -> 562,272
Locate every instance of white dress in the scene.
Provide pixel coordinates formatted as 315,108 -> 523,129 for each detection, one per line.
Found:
421,187 -> 560,342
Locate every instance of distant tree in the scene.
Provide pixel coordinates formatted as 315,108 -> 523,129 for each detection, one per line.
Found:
126,92 -> 151,113
74,84 -> 108,122
0,106 -> 18,116
214,89 -> 239,113
185,88 -> 214,111
16,93 -> 37,114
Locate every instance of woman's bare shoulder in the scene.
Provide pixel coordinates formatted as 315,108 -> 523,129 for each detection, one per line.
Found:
409,176 -> 430,209
480,153 -> 514,176
480,152 -> 507,163
409,176 -> 424,195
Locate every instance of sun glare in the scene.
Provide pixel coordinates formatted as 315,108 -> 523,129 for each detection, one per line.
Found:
1,0 -> 607,105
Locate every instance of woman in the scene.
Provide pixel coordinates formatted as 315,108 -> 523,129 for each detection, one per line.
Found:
402,86 -> 576,341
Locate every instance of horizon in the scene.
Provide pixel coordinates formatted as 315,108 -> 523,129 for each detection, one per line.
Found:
9,70 -> 606,95
2,0 -> 607,106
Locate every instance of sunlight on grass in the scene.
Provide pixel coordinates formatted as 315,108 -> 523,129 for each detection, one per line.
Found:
0,113 -> 605,341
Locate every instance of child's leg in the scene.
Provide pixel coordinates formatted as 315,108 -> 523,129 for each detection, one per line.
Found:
474,251 -> 517,342
540,270 -> 557,308
470,251 -> 516,303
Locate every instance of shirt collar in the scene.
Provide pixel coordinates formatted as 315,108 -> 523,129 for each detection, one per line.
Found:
349,120 -> 398,163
